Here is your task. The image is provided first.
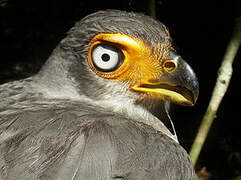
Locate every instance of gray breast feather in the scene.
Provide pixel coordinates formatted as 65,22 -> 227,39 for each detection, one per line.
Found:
0,105 -> 194,179
0,80 -> 194,180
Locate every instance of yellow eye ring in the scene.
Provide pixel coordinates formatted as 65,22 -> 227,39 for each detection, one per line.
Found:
88,40 -> 129,79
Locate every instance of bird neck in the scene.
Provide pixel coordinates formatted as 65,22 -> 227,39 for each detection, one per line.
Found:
82,94 -> 178,143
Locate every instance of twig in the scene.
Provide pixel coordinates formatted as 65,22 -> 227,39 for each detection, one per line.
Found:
148,0 -> 156,18
189,16 -> 241,166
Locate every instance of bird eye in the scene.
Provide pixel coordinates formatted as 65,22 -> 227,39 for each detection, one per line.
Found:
91,44 -> 124,72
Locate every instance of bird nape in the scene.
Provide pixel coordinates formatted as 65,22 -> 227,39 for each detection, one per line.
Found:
0,10 -> 199,180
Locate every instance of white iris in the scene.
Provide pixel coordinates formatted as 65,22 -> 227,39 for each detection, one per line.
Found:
91,44 -> 121,72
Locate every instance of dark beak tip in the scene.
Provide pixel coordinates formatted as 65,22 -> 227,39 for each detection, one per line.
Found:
193,78 -> 199,101
186,63 -> 199,106
184,77 -> 199,106
191,86 -> 199,106
171,54 -> 199,106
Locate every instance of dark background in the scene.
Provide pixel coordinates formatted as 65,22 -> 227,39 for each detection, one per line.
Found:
0,0 -> 240,179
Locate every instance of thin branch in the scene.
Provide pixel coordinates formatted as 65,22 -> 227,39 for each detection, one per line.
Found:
148,0 -> 156,19
189,16 -> 241,166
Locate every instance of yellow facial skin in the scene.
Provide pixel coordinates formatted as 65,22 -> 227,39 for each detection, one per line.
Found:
88,33 -> 167,81
88,33 -> 195,105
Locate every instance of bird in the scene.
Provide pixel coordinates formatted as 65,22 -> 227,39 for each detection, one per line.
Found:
0,10 -> 199,179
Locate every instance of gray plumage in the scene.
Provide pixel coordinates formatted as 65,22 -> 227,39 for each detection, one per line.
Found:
0,10 -> 195,179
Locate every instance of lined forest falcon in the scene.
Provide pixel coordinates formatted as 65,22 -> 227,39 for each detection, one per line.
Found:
0,10 -> 199,179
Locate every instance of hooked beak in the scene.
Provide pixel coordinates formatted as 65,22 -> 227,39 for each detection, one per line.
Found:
131,53 -> 199,106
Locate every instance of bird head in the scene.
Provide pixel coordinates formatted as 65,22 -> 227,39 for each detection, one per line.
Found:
38,10 -> 198,109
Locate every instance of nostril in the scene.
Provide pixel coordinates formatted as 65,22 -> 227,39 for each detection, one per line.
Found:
163,60 -> 177,73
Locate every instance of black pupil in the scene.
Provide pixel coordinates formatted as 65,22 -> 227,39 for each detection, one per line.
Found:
101,53 -> 110,62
